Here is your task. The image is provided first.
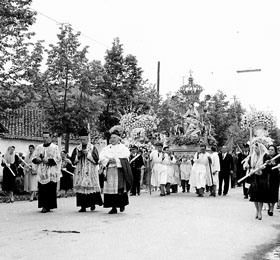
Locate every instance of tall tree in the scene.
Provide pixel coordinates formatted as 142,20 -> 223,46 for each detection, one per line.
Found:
204,90 -> 231,146
98,38 -> 144,132
33,24 -> 103,151
0,0 -> 36,116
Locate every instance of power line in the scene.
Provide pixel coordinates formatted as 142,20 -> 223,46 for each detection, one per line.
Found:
30,7 -> 109,48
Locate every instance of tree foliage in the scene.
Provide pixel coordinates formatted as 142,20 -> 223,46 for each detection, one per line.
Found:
0,0 -> 36,114
98,37 -> 147,132
31,25 -> 103,150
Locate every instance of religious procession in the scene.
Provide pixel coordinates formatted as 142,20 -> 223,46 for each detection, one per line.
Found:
2,2 -> 280,259
1,94 -> 279,222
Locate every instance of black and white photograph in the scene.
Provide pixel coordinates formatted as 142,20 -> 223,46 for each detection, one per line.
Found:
1,0 -> 280,259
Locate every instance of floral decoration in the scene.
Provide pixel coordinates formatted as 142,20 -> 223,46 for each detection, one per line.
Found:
251,136 -> 274,147
120,113 -> 158,133
241,110 -> 276,130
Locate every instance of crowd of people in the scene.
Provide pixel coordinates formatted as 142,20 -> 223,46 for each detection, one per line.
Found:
1,129 -> 280,220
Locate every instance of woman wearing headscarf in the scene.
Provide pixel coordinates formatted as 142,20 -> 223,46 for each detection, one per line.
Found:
1,146 -> 19,203
24,144 -> 37,201
99,130 -> 133,214
247,142 -> 269,220
263,145 -> 280,216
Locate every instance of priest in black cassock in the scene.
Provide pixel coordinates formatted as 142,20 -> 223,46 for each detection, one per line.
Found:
71,128 -> 103,212
32,131 -> 61,213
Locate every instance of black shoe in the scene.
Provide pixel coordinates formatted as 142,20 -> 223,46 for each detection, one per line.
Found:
160,193 -> 166,196
244,196 -> 248,199
120,206 -> 125,212
108,208 -> 117,214
223,194 -> 227,196
137,193 -> 140,196
91,205 -> 95,211
268,210 -> 273,216
79,207 -> 86,212
41,208 -> 48,213
130,193 -> 136,196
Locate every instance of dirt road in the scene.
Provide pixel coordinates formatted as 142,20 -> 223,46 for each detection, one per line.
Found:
0,187 -> 279,260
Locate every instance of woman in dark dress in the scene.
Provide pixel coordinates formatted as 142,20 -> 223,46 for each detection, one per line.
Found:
1,146 -> 19,203
264,145 -> 280,216
60,150 -> 74,197
248,142 -> 268,220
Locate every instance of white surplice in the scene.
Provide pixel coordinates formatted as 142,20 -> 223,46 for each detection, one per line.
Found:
190,152 -> 210,189
180,159 -> 192,181
162,154 -> 177,184
99,143 -> 130,194
208,151 -> 220,185
150,150 -> 166,186
32,143 -> 61,185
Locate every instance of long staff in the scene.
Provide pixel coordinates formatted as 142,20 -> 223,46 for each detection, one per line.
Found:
237,153 -> 280,183
272,164 -> 280,170
16,154 -> 30,168
0,154 -> 16,176
149,165 -> 152,195
208,157 -> 214,186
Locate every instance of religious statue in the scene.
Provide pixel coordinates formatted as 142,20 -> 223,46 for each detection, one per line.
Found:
200,108 -> 216,145
183,103 -> 201,138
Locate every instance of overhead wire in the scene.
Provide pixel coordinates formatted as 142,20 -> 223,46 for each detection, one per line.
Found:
30,7 -> 109,48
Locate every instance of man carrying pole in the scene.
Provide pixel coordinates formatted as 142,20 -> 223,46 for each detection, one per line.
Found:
209,146 -> 220,197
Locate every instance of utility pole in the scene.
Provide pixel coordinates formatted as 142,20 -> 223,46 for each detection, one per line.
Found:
231,95 -> 239,123
157,61 -> 160,93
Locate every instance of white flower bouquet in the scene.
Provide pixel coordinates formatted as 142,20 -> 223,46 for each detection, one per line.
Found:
241,110 -> 276,130
120,113 -> 158,132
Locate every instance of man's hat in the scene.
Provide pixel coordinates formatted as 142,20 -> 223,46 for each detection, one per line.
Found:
78,128 -> 89,137
110,130 -> 121,137
154,142 -> 163,147
130,145 -> 138,151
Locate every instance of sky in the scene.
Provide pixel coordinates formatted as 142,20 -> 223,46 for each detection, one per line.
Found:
30,0 -> 280,125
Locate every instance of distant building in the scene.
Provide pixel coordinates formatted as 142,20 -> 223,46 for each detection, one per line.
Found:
0,108 -> 105,182
0,109 -> 77,181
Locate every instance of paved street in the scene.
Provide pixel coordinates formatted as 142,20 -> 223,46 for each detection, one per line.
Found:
0,187 -> 279,260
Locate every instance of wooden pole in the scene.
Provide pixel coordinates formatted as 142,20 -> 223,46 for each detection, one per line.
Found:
87,122 -> 91,143
57,136 -> 62,152
157,61 -> 160,93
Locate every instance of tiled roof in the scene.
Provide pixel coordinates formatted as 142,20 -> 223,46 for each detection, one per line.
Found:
1,109 -> 44,141
1,109 -> 99,143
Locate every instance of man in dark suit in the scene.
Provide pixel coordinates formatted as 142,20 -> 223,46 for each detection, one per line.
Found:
129,145 -> 144,196
218,146 -> 233,196
237,144 -> 250,199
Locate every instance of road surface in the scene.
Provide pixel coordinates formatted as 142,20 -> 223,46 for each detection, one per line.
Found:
0,187 -> 279,260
